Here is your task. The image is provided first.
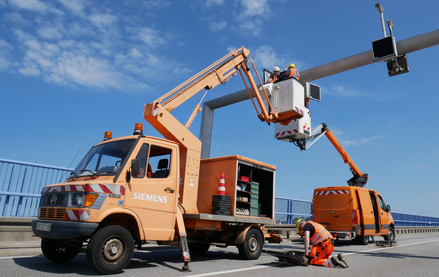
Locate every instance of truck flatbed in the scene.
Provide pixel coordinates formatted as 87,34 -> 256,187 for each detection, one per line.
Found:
184,213 -> 275,224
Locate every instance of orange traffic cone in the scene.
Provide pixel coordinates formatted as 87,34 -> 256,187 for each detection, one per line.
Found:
217,172 -> 226,195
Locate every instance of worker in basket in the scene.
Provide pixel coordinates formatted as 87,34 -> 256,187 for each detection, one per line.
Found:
296,218 -> 349,268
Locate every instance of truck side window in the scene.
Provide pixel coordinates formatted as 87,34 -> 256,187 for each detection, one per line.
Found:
133,143 -> 150,178
148,145 -> 172,179
378,195 -> 387,211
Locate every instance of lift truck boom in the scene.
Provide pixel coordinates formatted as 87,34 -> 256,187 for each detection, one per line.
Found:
298,123 -> 368,187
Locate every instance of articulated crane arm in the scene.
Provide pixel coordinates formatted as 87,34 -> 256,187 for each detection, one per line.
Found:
143,47 -> 299,213
302,123 -> 368,187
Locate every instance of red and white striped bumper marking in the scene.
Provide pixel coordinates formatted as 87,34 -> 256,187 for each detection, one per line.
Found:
315,190 -> 349,196
153,106 -> 159,119
65,210 -> 90,221
42,184 -> 125,195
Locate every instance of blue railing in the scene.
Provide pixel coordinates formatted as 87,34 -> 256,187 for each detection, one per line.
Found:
1,158 -> 439,227
275,197 -> 312,224
0,158 -> 72,217
392,212 -> 439,227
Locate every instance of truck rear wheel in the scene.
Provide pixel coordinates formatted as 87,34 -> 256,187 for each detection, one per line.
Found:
41,239 -> 80,263
356,235 -> 370,245
238,228 -> 263,260
383,227 -> 396,241
86,225 -> 134,274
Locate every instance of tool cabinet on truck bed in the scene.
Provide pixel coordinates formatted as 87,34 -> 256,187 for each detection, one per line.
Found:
196,155 -> 275,220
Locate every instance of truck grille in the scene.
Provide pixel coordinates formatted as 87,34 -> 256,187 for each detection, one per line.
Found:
39,208 -> 66,220
41,193 -> 69,207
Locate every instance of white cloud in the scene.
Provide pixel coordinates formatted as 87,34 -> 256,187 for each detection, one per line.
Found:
56,0 -> 88,17
4,12 -> 31,25
19,67 -> 40,75
0,39 -> 14,70
37,24 -> 64,40
252,45 -> 288,70
234,0 -> 270,36
8,0 -> 64,15
89,13 -> 118,27
240,0 -> 268,17
210,21 -> 227,32
132,27 -> 166,47
128,48 -> 143,58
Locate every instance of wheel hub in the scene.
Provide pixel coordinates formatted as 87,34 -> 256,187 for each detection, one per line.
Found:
103,238 -> 123,261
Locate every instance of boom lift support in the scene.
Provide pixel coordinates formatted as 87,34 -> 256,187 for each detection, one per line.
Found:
294,123 -> 368,187
144,47 -> 303,212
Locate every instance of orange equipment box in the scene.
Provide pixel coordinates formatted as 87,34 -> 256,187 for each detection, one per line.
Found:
197,155 -> 276,219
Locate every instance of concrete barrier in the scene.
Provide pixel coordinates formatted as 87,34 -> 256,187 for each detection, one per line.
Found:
0,217 -> 39,242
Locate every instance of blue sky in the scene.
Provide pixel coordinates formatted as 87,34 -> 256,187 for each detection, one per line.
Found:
1,0 -> 438,217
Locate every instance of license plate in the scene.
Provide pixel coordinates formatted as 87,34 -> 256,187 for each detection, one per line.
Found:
36,222 -> 52,232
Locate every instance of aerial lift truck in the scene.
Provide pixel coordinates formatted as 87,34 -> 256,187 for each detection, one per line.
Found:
32,47 -> 316,274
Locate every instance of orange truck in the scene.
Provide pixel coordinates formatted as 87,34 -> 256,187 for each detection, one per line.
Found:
293,123 -> 395,244
32,47 -> 311,274
312,186 -> 395,244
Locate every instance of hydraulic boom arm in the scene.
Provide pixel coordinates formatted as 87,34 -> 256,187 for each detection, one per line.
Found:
143,47 -> 302,212
302,123 -> 368,187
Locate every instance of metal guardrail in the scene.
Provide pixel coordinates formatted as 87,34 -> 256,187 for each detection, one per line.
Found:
274,197 -> 312,224
1,158 -> 439,228
0,158 -> 72,217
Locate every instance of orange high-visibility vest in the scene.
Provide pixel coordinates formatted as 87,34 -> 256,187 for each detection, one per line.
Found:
288,68 -> 300,79
308,221 -> 332,246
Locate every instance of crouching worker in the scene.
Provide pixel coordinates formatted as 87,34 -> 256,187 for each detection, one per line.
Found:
296,219 -> 349,268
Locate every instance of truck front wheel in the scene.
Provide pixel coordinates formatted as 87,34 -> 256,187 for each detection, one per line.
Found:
383,227 -> 396,241
86,225 -> 134,274
41,239 -> 80,263
237,228 -> 263,260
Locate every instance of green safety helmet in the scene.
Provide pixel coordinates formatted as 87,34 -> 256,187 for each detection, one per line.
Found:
296,218 -> 305,230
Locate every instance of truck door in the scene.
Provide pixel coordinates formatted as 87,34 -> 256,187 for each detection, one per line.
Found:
377,194 -> 392,234
124,142 -> 178,241
356,189 -> 375,236
369,191 -> 380,233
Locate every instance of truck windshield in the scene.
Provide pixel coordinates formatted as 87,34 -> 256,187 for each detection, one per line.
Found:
69,139 -> 136,178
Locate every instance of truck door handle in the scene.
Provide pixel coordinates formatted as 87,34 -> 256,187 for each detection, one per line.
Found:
164,188 -> 175,193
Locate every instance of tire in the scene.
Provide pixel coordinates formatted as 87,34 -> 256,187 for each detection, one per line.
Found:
86,225 -> 134,275
188,243 -> 210,254
356,235 -> 370,245
383,227 -> 396,241
237,228 -> 263,260
41,239 -> 80,263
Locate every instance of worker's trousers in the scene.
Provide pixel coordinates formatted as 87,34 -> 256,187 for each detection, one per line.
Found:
309,239 -> 334,267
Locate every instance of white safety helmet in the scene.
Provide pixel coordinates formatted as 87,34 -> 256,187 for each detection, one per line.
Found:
273,66 -> 280,72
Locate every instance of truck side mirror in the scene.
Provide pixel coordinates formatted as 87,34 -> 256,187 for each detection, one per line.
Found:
387,205 -> 391,211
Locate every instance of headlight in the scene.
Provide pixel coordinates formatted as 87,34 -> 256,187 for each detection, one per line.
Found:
72,193 -> 84,206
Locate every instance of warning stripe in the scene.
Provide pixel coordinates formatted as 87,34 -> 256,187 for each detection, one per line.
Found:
42,183 -> 125,195
65,210 -> 90,221
153,106 -> 159,119
315,190 -> 349,196
275,130 -> 293,138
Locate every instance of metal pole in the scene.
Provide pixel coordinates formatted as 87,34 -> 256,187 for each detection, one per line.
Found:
199,28 -> 439,158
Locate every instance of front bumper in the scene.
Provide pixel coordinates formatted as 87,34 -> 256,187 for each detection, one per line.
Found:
32,219 -> 99,239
